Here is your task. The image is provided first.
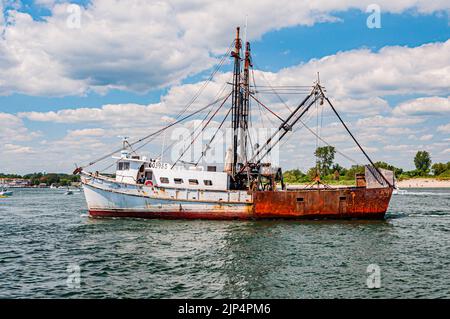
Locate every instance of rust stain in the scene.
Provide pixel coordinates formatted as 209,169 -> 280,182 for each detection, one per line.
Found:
252,187 -> 393,219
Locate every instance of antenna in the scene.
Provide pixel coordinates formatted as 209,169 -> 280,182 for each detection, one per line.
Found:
118,136 -> 129,149
244,15 -> 248,50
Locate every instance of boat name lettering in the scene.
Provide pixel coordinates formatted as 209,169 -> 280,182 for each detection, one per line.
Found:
149,162 -> 169,169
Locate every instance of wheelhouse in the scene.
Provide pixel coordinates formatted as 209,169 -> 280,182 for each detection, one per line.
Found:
113,153 -> 228,191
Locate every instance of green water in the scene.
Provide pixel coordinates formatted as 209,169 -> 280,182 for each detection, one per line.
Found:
0,188 -> 449,298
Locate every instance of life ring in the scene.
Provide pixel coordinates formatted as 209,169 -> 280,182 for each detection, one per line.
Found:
145,180 -> 153,187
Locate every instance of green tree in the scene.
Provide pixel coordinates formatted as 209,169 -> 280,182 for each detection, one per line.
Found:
414,151 -> 431,175
431,162 -> 448,176
374,161 -> 403,178
60,179 -> 70,186
331,163 -> 347,175
314,146 -> 336,176
0,173 -> 22,178
345,165 -> 365,180
43,173 -> 60,186
283,169 -> 306,183
307,167 -> 318,180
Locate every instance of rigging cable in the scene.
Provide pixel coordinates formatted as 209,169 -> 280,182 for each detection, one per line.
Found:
322,94 -> 393,187
194,106 -> 233,166
250,70 -> 360,166
81,95 -> 230,169
173,40 -> 235,121
250,67 -> 277,161
255,90 -> 360,166
171,92 -> 232,168
131,91 -> 230,155
157,77 -> 232,160
77,41 -> 235,170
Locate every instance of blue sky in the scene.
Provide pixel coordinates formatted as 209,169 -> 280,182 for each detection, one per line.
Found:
0,1 -> 449,174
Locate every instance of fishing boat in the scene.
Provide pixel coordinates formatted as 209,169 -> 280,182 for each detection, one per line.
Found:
75,27 -> 394,220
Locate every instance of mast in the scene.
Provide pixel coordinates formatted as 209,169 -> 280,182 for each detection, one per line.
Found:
231,27 -> 242,176
241,41 -> 251,164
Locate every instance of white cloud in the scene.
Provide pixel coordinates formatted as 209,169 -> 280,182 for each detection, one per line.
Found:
0,112 -> 41,143
330,97 -> 390,115
385,127 -> 414,135
2,1 -> 450,173
343,145 -> 379,153
34,0 -> 58,7
356,115 -> 425,127
17,70 -> 234,125
11,37 -> 450,173
66,128 -> 106,137
3,143 -> 34,154
19,103 -> 163,125
437,123 -> 450,133
0,0 -> 449,96
393,96 -> 450,116
384,144 -> 413,151
0,2 -> 4,27
277,41 -> 450,100
419,134 -> 434,141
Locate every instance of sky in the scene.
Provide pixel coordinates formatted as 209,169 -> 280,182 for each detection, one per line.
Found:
0,0 -> 449,175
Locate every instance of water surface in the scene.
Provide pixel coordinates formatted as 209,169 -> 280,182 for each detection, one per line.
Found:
0,188 -> 449,298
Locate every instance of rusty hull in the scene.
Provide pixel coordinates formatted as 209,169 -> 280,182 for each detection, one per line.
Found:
252,187 -> 393,219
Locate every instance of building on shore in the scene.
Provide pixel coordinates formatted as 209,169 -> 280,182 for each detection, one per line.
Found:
0,178 -> 32,188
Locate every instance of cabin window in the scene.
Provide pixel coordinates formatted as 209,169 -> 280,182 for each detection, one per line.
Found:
188,179 -> 199,185
160,177 -> 169,184
340,196 -> 346,201
174,178 -> 183,184
296,198 -> 304,202
117,162 -> 130,170
204,180 -> 213,186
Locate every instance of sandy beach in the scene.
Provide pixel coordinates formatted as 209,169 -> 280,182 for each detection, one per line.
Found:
286,178 -> 450,189
396,178 -> 450,188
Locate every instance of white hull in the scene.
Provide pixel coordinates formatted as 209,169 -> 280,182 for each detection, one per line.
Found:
82,173 -> 252,219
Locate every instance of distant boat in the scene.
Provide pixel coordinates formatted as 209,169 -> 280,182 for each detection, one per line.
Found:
65,189 -> 74,195
393,188 -> 407,195
0,189 -> 13,196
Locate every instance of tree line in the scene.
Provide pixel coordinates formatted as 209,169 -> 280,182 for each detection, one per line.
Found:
0,173 -> 81,186
283,147 -> 450,184
1,148 -> 448,186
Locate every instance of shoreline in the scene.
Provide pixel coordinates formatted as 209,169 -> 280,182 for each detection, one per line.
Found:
396,178 -> 450,188
286,178 -> 450,189
4,178 -> 450,190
